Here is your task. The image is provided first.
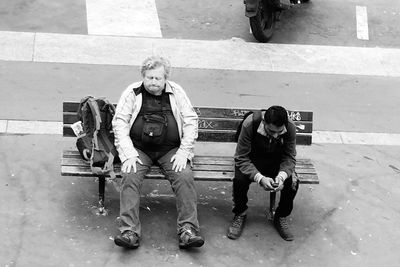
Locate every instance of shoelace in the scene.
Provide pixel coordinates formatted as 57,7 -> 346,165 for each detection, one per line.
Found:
122,231 -> 137,241
232,216 -> 244,228
180,229 -> 198,243
278,218 -> 289,229
182,229 -> 195,238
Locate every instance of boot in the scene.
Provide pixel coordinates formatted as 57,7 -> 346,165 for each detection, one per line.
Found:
227,214 -> 247,240
273,216 -> 294,241
178,227 -> 205,249
114,230 -> 140,249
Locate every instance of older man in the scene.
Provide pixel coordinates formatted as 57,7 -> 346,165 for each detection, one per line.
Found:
112,56 -> 204,249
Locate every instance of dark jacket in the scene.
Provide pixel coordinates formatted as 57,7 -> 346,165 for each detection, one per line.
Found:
234,112 -> 297,180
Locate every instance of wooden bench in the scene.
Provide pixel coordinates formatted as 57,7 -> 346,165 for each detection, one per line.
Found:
62,102 -> 319,215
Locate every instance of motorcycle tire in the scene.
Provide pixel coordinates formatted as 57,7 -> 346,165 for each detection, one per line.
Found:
249,1 -> 276,43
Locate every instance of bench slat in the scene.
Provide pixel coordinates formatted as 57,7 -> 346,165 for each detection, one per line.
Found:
62,151 -> 315,166
62,158 -> 317,175
61,150 -> 318,184
197,131 -> 312,145
62,126 -> 312,145
61,165 -> 318,183
64,114 -> 313,134
56,130 -> 310,145
194,107 -> 313,121
61,165 -> 233,181
62,156 -> 316,167
63,102 -> 312,121
62,158 -> 234,172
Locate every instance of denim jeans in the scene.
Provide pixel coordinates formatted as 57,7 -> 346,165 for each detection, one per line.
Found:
232,166 -> 299,217
119,147 -> 199,236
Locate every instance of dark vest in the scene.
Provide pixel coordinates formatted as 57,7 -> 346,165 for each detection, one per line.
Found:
130,86 -> 180,152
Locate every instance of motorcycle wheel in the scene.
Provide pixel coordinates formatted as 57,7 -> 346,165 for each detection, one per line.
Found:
249,0 -> 276,43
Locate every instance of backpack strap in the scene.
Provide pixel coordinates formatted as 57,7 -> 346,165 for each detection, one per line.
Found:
103,100 -> 116,130
104,152 -> 116,179
252,110 -> 263,134
250,110 -> 263,152
77,96 -> 93,121
86,98 -> 102,148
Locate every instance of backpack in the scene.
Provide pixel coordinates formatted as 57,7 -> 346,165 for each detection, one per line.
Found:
75,96 -> 120,178
234,110 -> 263,142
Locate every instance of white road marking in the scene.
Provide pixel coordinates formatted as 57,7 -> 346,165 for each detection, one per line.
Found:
0,31 -> 397,77
0,120 -> 7,133
312,131 -> 343,144
0,31 -> 35,61
5,120 -> 62,135
356,6 -> 369,40
313,131 -> 400,146
86,0 -> 162,37
1,120 -> 400,146
340,132 -> 400,146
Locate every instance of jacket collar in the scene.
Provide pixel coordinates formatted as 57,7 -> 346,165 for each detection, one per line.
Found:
257,120 -> 287,138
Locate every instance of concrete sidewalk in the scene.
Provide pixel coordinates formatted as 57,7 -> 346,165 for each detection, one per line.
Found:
1,134 -> 399,266
2,30 -> 400,77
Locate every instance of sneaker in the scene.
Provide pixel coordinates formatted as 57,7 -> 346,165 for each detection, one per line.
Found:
227,214 -> 247,240
273,216 -> 294,241
178,227 -> 205,249
114,230 -> 140,249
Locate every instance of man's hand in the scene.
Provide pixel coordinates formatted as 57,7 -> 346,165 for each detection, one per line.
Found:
170,153 -> 188,172
274,175 -> 285,192
121,157 -> 143,173
260,176 -> 279,191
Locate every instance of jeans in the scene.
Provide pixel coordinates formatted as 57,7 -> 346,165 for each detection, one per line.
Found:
119,147 -> 199,236
232,167 -> 299,217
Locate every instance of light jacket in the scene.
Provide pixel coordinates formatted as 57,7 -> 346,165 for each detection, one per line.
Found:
112,81 -> 198,163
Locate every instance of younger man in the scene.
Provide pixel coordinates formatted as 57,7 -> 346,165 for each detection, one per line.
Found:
227,106 -> 299,241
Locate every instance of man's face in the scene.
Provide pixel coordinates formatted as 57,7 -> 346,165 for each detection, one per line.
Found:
142,66 -> 167,95
264,123 -> 285,138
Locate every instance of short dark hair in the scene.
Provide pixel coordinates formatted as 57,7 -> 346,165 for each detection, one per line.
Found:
264,106 -> 288,127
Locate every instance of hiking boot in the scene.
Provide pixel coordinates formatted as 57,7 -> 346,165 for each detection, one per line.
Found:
114,230 -> 140,249
273,216 -> 294,241
178,227 -> 205,249
227,214 -> 247,240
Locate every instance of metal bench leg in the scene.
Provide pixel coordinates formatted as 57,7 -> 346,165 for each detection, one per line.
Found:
267,191 -> 277,221
98,175 -> 107,215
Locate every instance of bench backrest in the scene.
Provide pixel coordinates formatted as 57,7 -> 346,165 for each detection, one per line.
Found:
63,102 -> 313,145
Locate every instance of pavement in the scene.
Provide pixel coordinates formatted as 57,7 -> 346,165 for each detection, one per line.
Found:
2,136 -> 400,267
1,0 -> 400,266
